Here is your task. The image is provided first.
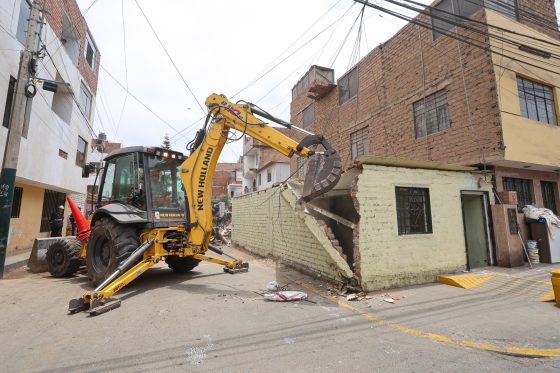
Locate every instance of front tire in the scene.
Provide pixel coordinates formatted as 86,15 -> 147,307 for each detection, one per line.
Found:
46,238 -> 81,277
86,218 -> 138,286
165,256 -> 200,273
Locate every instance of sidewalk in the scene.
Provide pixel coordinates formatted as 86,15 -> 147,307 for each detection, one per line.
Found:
3,249 -> 31,273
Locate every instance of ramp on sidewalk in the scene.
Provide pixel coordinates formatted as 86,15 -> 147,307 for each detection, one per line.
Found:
438,264 -> 557,302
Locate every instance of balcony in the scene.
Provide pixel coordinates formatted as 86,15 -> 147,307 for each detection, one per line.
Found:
292,65 -> 336,101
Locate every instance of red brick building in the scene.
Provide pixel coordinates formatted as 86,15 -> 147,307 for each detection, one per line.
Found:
212,162 -> 242,199
290,0 -> 560,267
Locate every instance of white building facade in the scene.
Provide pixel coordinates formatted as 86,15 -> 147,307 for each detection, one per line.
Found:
0,0 -> 99,253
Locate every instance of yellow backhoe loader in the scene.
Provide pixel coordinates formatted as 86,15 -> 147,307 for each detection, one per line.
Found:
52,93 -> 341,315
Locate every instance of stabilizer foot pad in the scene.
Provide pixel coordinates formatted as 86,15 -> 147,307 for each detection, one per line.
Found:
88,298 -> 122,316
224,262 -> 249,274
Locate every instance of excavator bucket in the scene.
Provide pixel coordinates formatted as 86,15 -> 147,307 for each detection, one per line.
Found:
299,136 -> 342,202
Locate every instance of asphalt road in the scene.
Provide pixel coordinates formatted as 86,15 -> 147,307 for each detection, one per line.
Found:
1,247 -> 559,372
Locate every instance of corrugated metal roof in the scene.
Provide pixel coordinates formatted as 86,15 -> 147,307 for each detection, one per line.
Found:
354,156 -> 479,172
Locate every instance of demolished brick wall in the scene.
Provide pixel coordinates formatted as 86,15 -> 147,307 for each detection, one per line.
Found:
232,186 -> 354,283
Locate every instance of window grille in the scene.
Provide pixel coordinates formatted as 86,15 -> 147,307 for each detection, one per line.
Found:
541,181 -> 557,215
395,187 -> 433,235
503,177 -> 532,211
302,104 -> 315,129
40,190 -> 66,232
338,67 -> 358,105
11,187 -> 23,218
351,127 -> 369,159
517,77 -> 556,125
414,90 -> 450,137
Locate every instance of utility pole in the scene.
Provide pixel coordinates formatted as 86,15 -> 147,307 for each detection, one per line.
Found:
0,0 -> 42,278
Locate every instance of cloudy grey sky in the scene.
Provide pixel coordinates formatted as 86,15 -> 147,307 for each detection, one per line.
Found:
76,0 -> 560,162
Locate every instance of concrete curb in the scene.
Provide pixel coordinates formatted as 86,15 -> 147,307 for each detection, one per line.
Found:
4,251 -> 31,273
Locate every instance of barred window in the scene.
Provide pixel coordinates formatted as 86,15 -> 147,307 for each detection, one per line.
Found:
517,77 -> 556,125
40,190 -> 66,232
351,127 -> 368,159
395,187 -> 432,235
11,187 -> 23,218
302,103 -> 315,129
338,67 -> 358,105
541,181 -> 557,215
414,90 -> 450,137
503,177 -> 532,211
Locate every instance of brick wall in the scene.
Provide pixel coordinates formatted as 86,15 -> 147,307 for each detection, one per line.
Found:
518,0 -> 560,39
37,0 -> 100,94
356,164 -> 494,290
291,10 -> 507,173
232,187 -> 353,282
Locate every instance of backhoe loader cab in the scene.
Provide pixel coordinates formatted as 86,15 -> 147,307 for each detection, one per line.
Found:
94,146 -> 188,228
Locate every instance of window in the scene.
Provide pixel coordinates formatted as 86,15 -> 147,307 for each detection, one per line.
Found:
431,0 -> 482,39
51,72 -> 72,124
78,83 -> 92,119
85,32 -> 97,70
258,173 -> 262,187
517,77 -> 556,125
541,181 -> 557,215
16,0 -> 31,45
302,104 -> 315,129
486,0 -> 518,20
59,149 -> 68,159
338,67 -> 358,105
76,136 -> 87,167
431,0 -> 517,40
395,187 -> 433,235
40,190 -> 66,232
61,15 -> 80,65
11,187 -> 23,218
503,177 -> 532,211
414,90 -> 450,137
2,76 -> 16,128
100,162 -> 116,202
351,127 -> 369,159
267,169 -> 272,183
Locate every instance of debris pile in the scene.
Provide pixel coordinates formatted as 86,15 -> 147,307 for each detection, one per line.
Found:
260,280 -> 311,303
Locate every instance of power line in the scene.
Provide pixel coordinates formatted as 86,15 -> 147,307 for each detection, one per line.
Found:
231,0 -> 346,99
403,0 -> 560,51
231,2 -> 357,99
99,64 -> 189,141
353,1 -> 560,76
133,0 -> 205,115
115,0 -> 129,136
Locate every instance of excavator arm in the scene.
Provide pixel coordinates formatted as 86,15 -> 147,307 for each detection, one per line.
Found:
180,93 -> 342,251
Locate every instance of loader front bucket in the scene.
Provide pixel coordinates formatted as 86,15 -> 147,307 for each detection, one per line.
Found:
297,135 -> 342,202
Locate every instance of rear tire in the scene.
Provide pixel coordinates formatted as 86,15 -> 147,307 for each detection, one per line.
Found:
46,238 -> 81,277
86,218 -> 138,286
165,256 -> 200,273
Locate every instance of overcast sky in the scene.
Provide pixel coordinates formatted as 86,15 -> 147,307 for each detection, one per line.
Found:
75,0 -> 560,163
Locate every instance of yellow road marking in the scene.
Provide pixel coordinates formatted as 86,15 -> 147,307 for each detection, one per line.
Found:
299,281 -> 560,357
